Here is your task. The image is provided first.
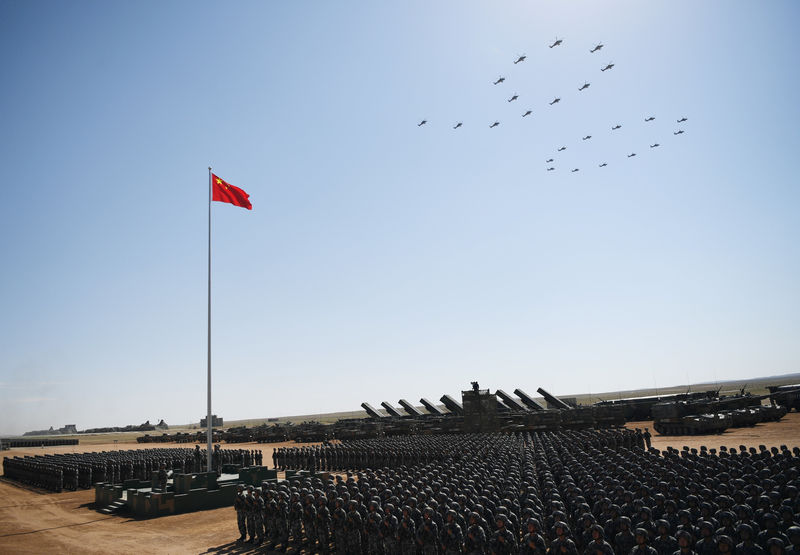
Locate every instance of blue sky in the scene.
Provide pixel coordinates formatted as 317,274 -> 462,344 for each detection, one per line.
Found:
1,1 -> 798,434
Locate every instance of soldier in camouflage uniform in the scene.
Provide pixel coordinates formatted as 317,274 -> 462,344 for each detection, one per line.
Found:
466,511 -> 487,554
252,489 -> 265,546
234,484 -> 247,542
441,509 -> 464,554
380,502 -> 400,555
399,506 -> 417,555
275,492 -> 290,551
316,504 -> 332,553
346,500 -> 364,554
332,497 -> 348,553
417,507 -> 439,555
244,486 -> 256,544
289,496 -> 304,546
365,500 -> 383,554
302,493 -> 317,548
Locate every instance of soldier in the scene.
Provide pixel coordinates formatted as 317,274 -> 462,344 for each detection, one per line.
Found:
521,518 -> 547,555
632,528 -> 658,555
275,492 -> 290,552
441,509 -> 464,554
302,494 -> 317,548
157,463 -> 168,492
365,500 -> 383,554
244,486 -> 256,544
289,496 -> 303,546
332,497 -> 348,552
380,502 -> 400,555
643,428 -> 652,449
490,514 -> 517,554
417,507 -> 440,555
253,489 -> 265,546
399,506 -> 417,555
316,504 -> 331,553
653,520 -> 679,555
675,530 -> 698,555
234,484 -> 247,542
346,500 -> 364,554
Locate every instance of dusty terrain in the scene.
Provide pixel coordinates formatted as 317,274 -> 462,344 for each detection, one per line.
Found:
2,416 -> 800,554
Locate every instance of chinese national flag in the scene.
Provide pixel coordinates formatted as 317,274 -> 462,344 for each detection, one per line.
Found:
211,173 -> 252,210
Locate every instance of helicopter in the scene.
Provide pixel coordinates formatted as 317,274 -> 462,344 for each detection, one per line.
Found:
557,146 -> 567,152
489,121 -> 500,128
674,130 -> 684,135
508,94 -> 519,102
493,76 -> 506,85
677,117 -> 688,123
549,97 -> 561,105
578,82 -> 590,91
582,135 -> 592,140
522,110 -> 532,117
612,124 -> 622,130
627,153 -> 637,158
590,43 -> 604,53
453,122 -> 462,130
514,54 -> 526,64
650,143 -> 660,148
546,158 -> 554,163
549,37 -> 563,48
571,168 -> 579,172
599,163 -> 607,167
418,120 -> 427,127
601,63 -> 615,72
547,167 -> 555,171
645,116 -> 655,122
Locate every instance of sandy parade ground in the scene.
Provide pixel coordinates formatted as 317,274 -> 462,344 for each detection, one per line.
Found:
2,416 -> 800,554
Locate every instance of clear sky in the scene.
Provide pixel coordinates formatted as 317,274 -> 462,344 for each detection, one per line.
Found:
1,1 -> 798,435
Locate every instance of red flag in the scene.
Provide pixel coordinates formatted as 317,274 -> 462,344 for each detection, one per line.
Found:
211,173 -> 252,210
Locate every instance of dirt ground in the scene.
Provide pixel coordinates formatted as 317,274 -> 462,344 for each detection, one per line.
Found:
2,417 -> 800,554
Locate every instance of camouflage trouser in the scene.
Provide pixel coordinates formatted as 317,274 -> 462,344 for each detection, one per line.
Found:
318,525 -> 330,553
383,538 -> 400,555
347,531 -> 362,554
367,534 -> 381,554
422,545 -> 437,555
290,520 -> 303,543
254,514 -> 264,541
247,513 -> 257,540
303,519 -> 317,545
335,529 -> 347,552
276,517 -> 289,546
266,517 -> 276,540
400,540 -> 416,555
236,511 -> 247,537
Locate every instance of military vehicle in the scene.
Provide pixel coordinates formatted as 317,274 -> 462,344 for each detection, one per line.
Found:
768,384 -> 800,411
651,401 -> 731,435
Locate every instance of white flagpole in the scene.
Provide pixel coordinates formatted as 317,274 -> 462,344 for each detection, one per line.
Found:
207,166 -> 213,473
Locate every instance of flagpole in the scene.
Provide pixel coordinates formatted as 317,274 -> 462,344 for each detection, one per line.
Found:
206,166 -> 213,474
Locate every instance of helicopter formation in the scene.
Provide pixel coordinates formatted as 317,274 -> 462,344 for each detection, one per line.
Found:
415,35 -> 690,174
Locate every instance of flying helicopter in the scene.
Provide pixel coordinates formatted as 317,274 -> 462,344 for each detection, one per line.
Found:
627,153 -> 637,158
650,143 -> 660,148
453,122 -> 462,130
578,82 -> 590,91
674,130 -> 684,135
557,146 -> 566,152
493,76 -> 506,85
546,159 -> 554,163
590,43 -> 604,53
549,97 -> 561,105
508,94 -> 519,102
582,135 -> 592,140
571,168 -> 579,172
514,55 -> 526,64
522,110 -> 532,117
677,117 -> 688,123
418,120 -> 427,127
490,121 -> 500,128
599,163 -> 607,167
549,38 -> 563,48
547,167 -> 555,171
601,63 -> 615,72
645,116 -> 655,122
612,124 -> 622,130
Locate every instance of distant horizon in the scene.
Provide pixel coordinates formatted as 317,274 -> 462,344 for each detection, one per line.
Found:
5,371 -> 798,437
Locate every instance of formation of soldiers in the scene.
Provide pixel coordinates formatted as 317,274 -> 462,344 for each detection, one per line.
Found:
272,429 -> 648,473
235,429 -> 800,553
1,445 -> 255,492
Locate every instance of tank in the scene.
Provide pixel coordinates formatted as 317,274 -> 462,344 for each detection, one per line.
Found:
651,401 -> 731,435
